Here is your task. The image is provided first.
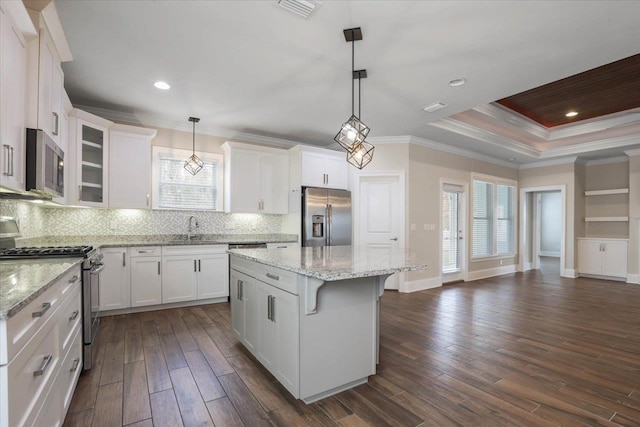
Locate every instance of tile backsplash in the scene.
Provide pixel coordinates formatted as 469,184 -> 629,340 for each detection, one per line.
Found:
1,200 -> 283,237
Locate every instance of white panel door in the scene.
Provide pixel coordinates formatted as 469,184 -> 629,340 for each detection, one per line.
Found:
197,253 -> 229,299
99,248 -> 130,310
255,282 -> 276,372
357,176 -> 403,289
272,286 -> 299,396
161,256 -> 198,303
242,276 -> 258,353
602,241 -> 627,278
130,257 -> 162,307
577,240 -> 603,276
109,132 -> 151,209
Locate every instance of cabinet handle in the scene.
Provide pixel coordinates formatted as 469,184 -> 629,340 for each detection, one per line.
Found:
33,354 -> 53,377
237,280 -> 243,300
602,243 -> 606,252
269,295 -> 276,322
326,173 -> 329,185
198,259 -> 201,272
52,112 -> 59,136
146,194 -> 150,207
69,310 -> 79,321
2,145 -> 8,176
68,275 -> 79,284
267,295 -> 272,320
137,250 -> 155,254
78,185 -> 83,201
32,302 -> 52,318
194,259 -> 197,272
158,262 -> 161,275
266,272 -> 279,281
8,147 -> 13,176
123,253 -> 126,266
70,358 -> 80,372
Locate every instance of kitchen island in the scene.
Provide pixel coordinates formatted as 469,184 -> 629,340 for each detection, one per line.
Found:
227,245 -> 427,403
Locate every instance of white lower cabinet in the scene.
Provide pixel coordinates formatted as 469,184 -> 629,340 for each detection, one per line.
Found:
578,238 -> 628,279
162,245 -> 229,304
0,265 -> 82,427
129,246 -> 162,308
99,247 -> 130,310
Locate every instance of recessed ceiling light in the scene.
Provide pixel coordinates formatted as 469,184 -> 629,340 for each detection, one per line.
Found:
423,102 -> 447,113
448,78 -> 466,87
566,111 -> 578,117
154,81 -> 170,90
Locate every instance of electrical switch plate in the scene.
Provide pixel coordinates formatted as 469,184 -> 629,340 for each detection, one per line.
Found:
109,220 -> 118,231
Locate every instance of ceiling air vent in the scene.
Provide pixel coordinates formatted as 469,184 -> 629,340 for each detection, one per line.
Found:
423,102 -> 447,113
277,0 -> 320,19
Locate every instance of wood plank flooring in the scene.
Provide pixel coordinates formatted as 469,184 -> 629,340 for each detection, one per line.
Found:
64,268 -> 640,426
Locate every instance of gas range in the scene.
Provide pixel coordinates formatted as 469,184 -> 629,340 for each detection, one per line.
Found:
0,246 -> 95,259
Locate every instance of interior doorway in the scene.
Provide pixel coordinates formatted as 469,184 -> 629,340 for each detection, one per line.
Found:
441,180 -> 467,283
353,172 -> 406,290
520,186 -> 566,276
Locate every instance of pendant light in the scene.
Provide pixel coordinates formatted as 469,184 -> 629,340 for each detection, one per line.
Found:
334,27 -> 370,153
347,71 -> 375,169
184,117 -> 204,176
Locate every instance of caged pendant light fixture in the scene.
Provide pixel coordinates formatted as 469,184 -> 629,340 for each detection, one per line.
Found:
335,27 -> 374,169
184,117 -> 204,176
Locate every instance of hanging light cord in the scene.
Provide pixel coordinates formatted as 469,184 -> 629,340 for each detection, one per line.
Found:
359,74 -> 362,119
192,120 -> 196,154
351,39 -> 355,117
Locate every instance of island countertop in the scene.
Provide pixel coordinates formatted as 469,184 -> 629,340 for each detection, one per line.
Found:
227,245 -> 427,281
0,257 -> 83,319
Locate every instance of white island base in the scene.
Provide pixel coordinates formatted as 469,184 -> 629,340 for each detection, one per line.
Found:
229,255 -> 389,403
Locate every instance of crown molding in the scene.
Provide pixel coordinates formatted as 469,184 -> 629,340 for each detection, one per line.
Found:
624,148 -> 640,157
539,134 -> 640,158
430,118 -> 540,158
585,156 -> 629,166
369,135 -> 518,169
74,104 -> 302,149
518,156 -> 579,170
473,104 -> 550,139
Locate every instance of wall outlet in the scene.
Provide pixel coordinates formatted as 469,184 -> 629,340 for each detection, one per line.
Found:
109,220 -> 118,231
410,224 -> 416,231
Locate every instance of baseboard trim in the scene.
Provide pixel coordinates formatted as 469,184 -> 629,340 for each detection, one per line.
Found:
467,265 -> 516,281
539,251 -> 560,257
563,269 -> 578,278
98,297 -> 228,317
400,276 -> 443,293
627,274 -> 640,284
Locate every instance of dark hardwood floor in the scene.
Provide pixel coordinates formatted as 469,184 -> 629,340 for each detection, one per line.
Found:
64,269 -> 640,426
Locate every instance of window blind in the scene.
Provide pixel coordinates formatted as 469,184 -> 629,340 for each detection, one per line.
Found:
442,191 -> 460,272
473,180 -> 494,257
157,156 -> 219,210
497,185 -> 515,254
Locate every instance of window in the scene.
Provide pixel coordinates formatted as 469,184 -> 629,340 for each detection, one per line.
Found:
152,147 -> 223,210
472,176 -> 516,258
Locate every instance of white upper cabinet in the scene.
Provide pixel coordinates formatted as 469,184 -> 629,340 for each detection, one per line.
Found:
69,109 -> 112,207
291,146 -> 348,190
109,124 -> 157,209
222,141 -> 289,214
25,3 -> 72,147
0,3 -> 36,192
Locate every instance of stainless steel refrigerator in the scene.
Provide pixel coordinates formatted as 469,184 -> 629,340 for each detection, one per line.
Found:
302,187 -> 352,247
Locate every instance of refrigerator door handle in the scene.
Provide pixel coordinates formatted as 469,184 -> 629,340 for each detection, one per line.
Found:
327,204 -> 333,246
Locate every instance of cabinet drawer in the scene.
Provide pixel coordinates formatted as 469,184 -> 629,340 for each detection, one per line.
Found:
131,246 -> 162,257
58,285 -> 82,355
1,316 -> 60,427
59,325 -> 83,418
3,278 -> 61,365
231,256 -> 298,295
162,244 -> 228,256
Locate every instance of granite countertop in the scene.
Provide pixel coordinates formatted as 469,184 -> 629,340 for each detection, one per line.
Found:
228,245 -> 428,281
0,258 -> 83,319
17,234 -> 298,249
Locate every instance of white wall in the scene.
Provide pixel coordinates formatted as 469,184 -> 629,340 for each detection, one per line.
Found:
539,191 -> 561,256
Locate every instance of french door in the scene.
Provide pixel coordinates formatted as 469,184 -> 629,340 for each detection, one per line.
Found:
442,184 -> 465,281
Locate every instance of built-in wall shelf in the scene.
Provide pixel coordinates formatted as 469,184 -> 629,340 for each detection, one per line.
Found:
585,188 -> 629,196
81,182 -> 103,188
82,161 -> 103,169
82,140 -> 102,149
584,216 -> 629,222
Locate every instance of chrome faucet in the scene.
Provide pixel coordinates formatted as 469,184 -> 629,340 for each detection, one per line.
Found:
187,216 -> 199,240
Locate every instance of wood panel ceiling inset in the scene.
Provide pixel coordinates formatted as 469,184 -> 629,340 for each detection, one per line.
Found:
497,54 -> 640,128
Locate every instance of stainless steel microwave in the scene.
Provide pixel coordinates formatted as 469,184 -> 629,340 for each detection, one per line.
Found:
25,128 -> 64,198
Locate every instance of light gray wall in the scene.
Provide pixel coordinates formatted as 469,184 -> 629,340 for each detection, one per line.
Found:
540,191 -> 561,255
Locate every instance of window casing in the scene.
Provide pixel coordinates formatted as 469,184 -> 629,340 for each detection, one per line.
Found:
151,147 -> 224,211
472,175 -> 516,258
